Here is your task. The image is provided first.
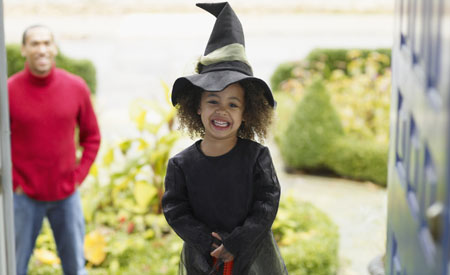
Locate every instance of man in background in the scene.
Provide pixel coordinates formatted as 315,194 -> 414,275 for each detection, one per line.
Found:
8,24 -> 101,275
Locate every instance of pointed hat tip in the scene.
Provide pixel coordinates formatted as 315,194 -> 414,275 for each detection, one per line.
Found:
196,2 -> 230,17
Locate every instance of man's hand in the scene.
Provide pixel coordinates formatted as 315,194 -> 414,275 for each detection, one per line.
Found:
210,232 -> 234,262
14,185 -> 24,194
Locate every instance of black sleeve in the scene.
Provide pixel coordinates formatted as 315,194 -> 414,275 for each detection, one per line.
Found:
221,147 -> 281,256
162,158 -> 213,255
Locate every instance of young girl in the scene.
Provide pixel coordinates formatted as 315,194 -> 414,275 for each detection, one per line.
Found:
162,3 -> 287,275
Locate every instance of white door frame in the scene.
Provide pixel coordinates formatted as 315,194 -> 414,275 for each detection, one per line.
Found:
0,0 -> 16,273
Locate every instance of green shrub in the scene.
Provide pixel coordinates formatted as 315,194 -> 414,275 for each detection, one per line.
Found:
274,197 -> 339,275
85,231 -> 181,275
29,196 -> 340,275
28,264 -> 62,275
273,48 -> 390,186
6,44 -> 97,95
326,68 -> 391,145
28,224 -> 182,275
56,53 -> 97,95
306,48 -> 391,78
270,62 -> 297,92
274,54 -> 391,145
6,44 -> 24,77
280,80 -> 343,170
326,137 -> 388,186
273,92 -> 298,144
271,48 -> 391,91
277,80 -> 389,185
306,48 -> 349,77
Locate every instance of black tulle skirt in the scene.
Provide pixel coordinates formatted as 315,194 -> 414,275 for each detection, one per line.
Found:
178,231 -> 288,275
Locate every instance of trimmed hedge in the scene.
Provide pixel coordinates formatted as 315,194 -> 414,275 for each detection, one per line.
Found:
271,48 -> 391,91
273,48 -> 390,186
270,62 -> 297,93
280,80 -> 343,170
278,81 -> 388,185
6,44 -> 97,95
306,48 -> 391,79
327,137 -> 388,186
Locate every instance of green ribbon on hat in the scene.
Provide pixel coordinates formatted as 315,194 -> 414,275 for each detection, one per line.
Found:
199,43 -> 251,67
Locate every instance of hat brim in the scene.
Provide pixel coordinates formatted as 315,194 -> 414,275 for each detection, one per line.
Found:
172,70 -> 275,107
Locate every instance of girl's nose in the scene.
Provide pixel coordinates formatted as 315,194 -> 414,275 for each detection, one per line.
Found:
215,108 -> 227,115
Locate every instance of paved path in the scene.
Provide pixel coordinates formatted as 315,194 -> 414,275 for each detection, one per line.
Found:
268,139 -> 387,275
4,7 -> 390,274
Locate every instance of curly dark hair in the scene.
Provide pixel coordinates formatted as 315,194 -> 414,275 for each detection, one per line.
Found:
175,80 -> 273,141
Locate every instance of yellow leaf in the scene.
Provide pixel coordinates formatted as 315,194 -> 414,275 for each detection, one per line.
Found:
145,122 -> 161,135
34,248 -> 61,265
103,149 -> 114,166
84,230 -> 107,265
144,229 -> 155,239
109,259 -> 120,273
119,140 -> 132,153
89,163 -> 98,177
112,177 -> 130,198
138,138 -> 149,150
135,110 -> 147,131
161,80 -> 171,106
35,229 -> 53,247
82,195 -> 95,223
133,181 -> 157,209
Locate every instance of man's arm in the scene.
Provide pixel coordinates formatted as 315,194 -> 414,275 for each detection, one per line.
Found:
74,84 -> 101,185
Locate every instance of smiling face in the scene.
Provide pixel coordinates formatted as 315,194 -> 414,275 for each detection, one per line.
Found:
21,26 -> 57,76
197,83 -> 245,143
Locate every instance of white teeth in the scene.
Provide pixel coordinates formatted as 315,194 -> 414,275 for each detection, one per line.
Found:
213,120 -> 229,127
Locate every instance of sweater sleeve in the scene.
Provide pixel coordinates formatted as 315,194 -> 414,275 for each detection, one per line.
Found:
74,84 -> 101,184
222,147 -> 281,256
162,158 -> 213,255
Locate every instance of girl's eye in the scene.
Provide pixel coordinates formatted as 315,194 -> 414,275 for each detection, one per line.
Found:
207,100 -> 218,104
229,103 -> 239,108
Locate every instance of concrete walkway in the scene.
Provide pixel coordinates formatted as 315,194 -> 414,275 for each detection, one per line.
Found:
4,5 -> 390,274
268,139 -> 387,275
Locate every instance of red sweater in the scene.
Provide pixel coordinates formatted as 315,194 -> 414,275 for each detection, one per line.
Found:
8,65 -> 101,201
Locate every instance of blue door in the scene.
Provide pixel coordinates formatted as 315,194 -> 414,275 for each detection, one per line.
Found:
386,0 -> 450,274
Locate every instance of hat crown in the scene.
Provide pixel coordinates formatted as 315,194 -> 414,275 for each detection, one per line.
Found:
196,2 -> 245,56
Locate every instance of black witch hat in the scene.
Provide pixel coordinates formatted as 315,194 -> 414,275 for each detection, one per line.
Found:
171,2 -> 275,107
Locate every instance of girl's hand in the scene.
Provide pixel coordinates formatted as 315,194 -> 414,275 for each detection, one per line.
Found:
210,232 -> 234,262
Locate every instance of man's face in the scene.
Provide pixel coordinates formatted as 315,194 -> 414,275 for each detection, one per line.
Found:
21,27 -> 57,76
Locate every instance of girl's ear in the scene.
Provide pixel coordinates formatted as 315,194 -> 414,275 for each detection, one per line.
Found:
197,107 -> 201,115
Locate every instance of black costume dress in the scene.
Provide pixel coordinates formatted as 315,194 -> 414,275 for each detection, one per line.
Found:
162,138 -> 288,275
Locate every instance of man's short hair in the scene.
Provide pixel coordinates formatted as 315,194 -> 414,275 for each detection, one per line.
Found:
22,24 -> 53,45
